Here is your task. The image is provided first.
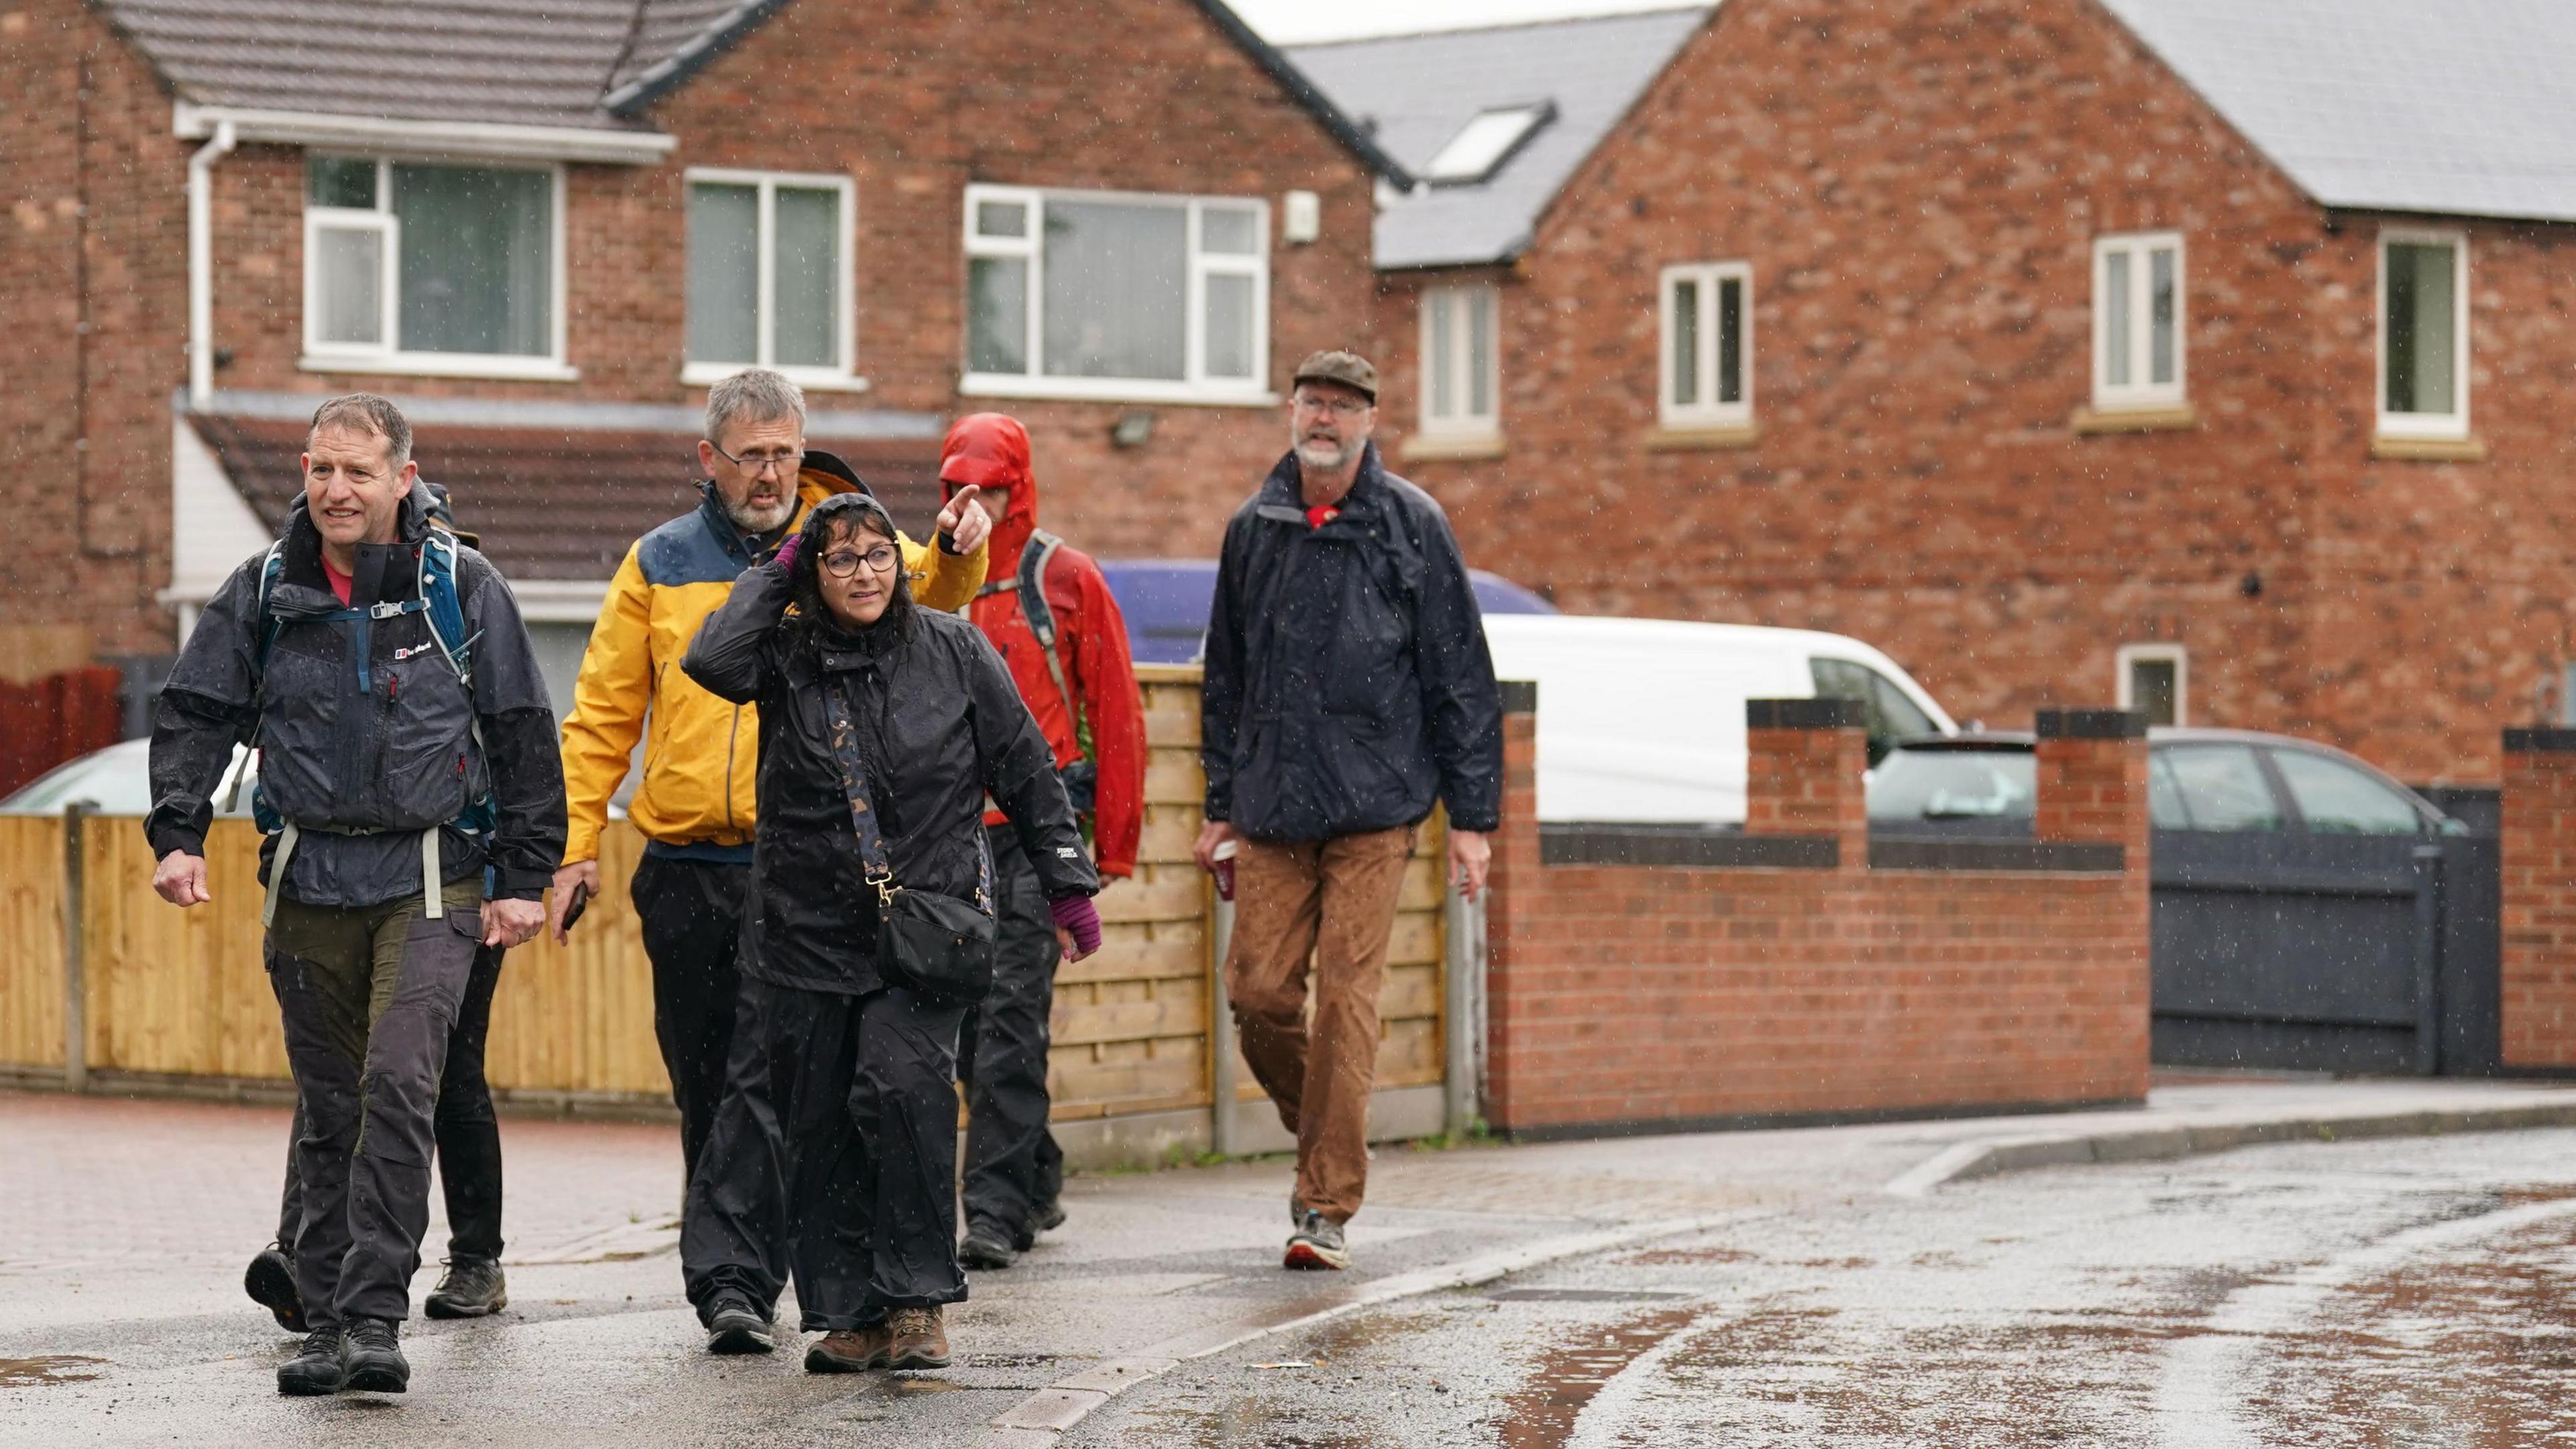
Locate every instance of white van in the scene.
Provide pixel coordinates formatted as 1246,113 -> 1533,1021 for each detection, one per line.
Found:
1481,615 -> 1957,824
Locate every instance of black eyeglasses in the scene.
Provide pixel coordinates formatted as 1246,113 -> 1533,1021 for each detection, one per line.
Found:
709,441 -> 804,476
822,545 -> 902,578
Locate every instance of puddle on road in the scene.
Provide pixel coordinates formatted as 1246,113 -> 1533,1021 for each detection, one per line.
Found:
1488,1289 -> 1695,1303
0,1355 -> 105,1387
1493,1305 -> 1702,1448
1620,1246 -> 1754,1267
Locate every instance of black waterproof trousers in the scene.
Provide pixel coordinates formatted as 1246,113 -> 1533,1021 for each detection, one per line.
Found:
633,854 -> 752,1185
267,879 -> 483,1326
678,974 -> 790,1324
740,977 -> 969,1330
959,826 -> 1066,1244
277,942 -> 508,1260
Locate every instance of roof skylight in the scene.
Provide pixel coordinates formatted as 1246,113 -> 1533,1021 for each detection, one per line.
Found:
1424,102 -> 1556,184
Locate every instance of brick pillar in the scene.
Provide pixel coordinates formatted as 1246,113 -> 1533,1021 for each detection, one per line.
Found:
2502,727 -> 2576,1068
2034,709 -> 2149,857
1485,680 -> 1540,1131
1745,697 -> 1868,870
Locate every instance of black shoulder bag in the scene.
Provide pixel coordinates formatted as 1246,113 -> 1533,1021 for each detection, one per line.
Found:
822,676 -> 998,1005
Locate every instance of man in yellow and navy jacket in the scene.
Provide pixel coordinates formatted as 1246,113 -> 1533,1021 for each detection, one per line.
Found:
547,374 -> 987,1345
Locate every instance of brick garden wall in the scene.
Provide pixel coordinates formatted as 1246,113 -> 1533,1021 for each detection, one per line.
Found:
2501,729 -> 2576,1069
1376,0 -> 2576,789
1482,694 -> 2151,1137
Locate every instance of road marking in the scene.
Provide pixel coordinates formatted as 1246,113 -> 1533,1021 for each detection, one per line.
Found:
979,1210 -> 1760,1442
1565,1312 -> 1725,1449
2149,1195 -> 2576,1449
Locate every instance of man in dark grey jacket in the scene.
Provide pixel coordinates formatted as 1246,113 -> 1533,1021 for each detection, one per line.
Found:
147,394 -> 566,1399
1194,351 -> 1503,1274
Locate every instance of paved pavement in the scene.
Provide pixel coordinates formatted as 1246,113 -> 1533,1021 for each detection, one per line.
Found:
7,1075 -> 2576,1445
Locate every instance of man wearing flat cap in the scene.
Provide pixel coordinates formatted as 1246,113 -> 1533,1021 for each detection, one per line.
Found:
1194,350 -> 1503,1272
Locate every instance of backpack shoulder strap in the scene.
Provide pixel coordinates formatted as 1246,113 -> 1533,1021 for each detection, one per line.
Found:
417,527 -> 476,687
1014,531 -> 1093,766
251,540 -> 287,670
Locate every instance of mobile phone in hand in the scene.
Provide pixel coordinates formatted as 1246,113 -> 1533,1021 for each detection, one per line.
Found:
561,880 -> 593,933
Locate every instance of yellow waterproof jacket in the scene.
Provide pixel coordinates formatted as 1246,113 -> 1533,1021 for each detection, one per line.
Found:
557,460 -> 986,864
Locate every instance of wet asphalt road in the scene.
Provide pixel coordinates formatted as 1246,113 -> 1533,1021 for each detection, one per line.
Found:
1069,1129 -> 2576,1448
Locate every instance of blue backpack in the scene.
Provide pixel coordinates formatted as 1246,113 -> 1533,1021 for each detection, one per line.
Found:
234,525 -> 498,922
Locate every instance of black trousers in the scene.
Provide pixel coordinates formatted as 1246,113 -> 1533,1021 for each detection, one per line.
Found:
633,854 -> 753,1186
266,881 -> 482,1326
277,942 -> 507,1261
679,971 -> 790,1323
959,826 -> 1065,1243
739,978 -> 968,1331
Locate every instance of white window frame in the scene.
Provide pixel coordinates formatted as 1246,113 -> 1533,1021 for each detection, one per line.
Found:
2092,231 -> 2186,412
1659,261 -> 1754,429
959,182 -> 1273,406
2377,226 -> 2471,440
1417,283 -> 1500,439
2116,643 -> 2189,727
680,168 -> 863,392
299,155 -> 573,381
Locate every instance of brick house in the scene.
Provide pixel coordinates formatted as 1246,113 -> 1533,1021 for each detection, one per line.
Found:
1,0 -> 1397,721
1291,0 -> 2576,788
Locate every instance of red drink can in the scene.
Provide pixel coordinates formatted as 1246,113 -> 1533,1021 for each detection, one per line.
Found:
1212,839 -> 1238,902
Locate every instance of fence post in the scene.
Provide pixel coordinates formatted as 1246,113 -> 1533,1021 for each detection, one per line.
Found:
61,802 -> 89,1093
1208,888 -> 1238,1157
1442,884 -> 1486,1137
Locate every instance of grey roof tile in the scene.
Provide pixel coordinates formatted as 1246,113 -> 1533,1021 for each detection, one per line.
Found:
1285,7 -> 1710,270
2095,0 -> 2576,223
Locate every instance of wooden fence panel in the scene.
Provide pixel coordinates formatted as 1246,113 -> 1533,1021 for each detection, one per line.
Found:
0,816 -> 66,1069
82,818 -> 282,1079
482,824 -> 667,1097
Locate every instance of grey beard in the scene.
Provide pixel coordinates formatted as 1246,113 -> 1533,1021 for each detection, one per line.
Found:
724,496 -> 795,535
1295,437 -> 1355,472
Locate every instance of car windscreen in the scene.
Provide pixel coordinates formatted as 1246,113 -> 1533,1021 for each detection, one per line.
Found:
1867,748 -> 2035,821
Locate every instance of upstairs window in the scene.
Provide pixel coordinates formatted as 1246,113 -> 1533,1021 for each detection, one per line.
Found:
303,156 -> 563,376
2116,643 -> 2186,727
1660,262 -> 1752,429
2092,233 -> 2184,411
2381,229 -> 2469,438
1419,284 -> 1499,438
963,184 -> 1268,405
684,170 -> 855,386
1424,103 -> 1554,185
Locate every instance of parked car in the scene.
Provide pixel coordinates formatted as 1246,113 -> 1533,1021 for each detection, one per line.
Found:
0,739 -> 631,818
1870,727 -> 2486,1077
1097,559 -> 1557,665
1867,728 -> 2468,839
1483,615 -> 1956,824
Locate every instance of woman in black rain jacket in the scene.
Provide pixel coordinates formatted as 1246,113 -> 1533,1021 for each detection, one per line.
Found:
682,490 -> 1099,1373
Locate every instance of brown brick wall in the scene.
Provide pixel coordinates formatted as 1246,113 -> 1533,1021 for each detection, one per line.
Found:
1483,700 -> 2152,1136
1376,0 -> 2576,790
0,0 -> 185,655
2501,734 -> 2576,1068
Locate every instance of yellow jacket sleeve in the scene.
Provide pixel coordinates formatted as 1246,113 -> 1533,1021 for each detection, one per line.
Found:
902,530 -> 989,613
558,545 -> 655,865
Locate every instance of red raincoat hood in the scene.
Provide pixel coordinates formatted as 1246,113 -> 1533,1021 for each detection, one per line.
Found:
939,413 -> 1038,569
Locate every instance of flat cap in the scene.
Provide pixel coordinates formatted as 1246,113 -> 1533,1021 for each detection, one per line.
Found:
1291,350 -> 1377,402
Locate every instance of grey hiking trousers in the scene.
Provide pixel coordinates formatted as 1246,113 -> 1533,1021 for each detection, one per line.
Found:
266,879 -> 483,1326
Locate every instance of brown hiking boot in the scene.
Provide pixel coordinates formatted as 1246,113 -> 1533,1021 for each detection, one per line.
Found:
803,1324 -> 891,1374
885,1306 -> 950,1370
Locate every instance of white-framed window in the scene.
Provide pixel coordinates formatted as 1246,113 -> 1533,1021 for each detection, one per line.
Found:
961,184 -> 1270,405
682,169 -> 859,389
1419,284 -> 1499,437
2117,643 -> 2188,727
2379,227 -> 2470,439
1660,262 -> 1752,428
301,154 -> 569,379
2092,232 -> 2184,411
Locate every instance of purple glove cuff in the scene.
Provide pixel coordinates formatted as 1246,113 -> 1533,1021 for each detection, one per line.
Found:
1050,894 -> 1103,956
770,533 -> 802,574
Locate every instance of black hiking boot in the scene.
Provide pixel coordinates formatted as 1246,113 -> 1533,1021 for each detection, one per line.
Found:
275,1326 -> 345,1397
959,1220 -> 1018,1271
245,1244 -> 306,1333
424,1256 -> 508,1319
341,1316 -> 409,1394
1034,1200 -> 1067,1236
705,1294 -> 775,1355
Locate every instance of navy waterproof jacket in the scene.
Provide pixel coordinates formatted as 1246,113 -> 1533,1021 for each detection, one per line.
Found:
1201,443 -> 1503,843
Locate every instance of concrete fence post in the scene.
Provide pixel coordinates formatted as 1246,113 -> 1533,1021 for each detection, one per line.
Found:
1210,889 -> 1238,1157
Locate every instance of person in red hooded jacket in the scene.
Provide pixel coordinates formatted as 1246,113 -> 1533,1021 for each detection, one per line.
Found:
940,413 -> 1146,1269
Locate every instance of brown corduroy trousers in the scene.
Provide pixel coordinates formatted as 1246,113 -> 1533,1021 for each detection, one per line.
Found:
1223,824 -> 1417,1223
